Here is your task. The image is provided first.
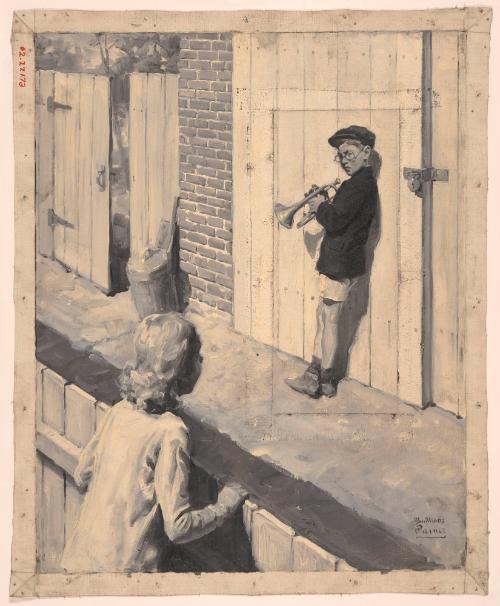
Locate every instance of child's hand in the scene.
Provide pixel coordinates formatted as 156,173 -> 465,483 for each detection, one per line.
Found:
219,481 -> 248,507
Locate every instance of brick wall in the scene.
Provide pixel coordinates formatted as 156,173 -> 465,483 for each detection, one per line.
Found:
178,33 -> 233,315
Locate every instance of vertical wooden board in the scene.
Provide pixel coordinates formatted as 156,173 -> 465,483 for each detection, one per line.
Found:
164,74 -> 180,223
233,34 -> 252,336
40,456 -> 65,572
90,76 -> 111,291
251,509 -> 294,571
250,109 -> 275,347
242,500 -> 258,539
36,361 -> 46,427
41,368 -> 66,434
431,32 -> 459,414
462,32 -> 489,587
397,32 -> 423,405
147,74 -> 165,246
129,73 -> 147,259
368,33 -> 400,396
250,33 -> 278,110
336,32 -> 372,385
63,73 -> 80,273
337,32 -> 371,110
304,32 -> 338,110
53,72 -> 67,263
369,110 -> 399,395
64,475 -> 84,549
336,106 -> 372,385
35,452 -> 44,571
36,70 -> 54,258
292,535 -> 337,571
65,383 -> 96,447
76,75 -> 94,280
302,109 -> 339,361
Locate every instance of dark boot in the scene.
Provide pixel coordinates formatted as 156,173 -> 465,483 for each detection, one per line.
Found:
285,362 -> 321,399
320,368 -> 338,398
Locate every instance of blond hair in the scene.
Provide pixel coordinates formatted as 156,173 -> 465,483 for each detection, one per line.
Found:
119,313 -> 201,414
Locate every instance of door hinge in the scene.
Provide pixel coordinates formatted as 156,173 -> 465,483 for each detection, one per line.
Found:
48,209 -> 74,229
403,167 -> 449,198
46,96 -> 72,113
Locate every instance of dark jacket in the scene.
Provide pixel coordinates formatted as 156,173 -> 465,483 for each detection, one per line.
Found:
315,166 -> 378,280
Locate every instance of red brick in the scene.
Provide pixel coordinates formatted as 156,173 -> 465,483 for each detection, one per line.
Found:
216,274 -> 233,289
197,244 -> 217,260
186,174 -> 206,186
217,71 -> 232,82
191,118 -> 208,128
180,181 -> 195,193
180,50 -> 197,59
197,147 -> 218,158
207,282 -> 232,300
189,80 -> 211,91
206,177 -> 224,190
198,268 -> 216,283
217,170 -> 232,181
190,99 -> 210,110
208,120 -> 229,132
180,68 -> 197,79
197,203 -> 218,217
180,126 -> 196,137
198,70 -> 218,80
211,81 -> 226,92
190,275 -> 208,291
187,232 -> 207,245
216,228 -> 232,241
197,91 -> 217,101
186,211 -> 206,225
178,199 -> 197,211
180,261 -> 197,275
208,237 -> 226,251
205,158 -> 226,170
212,40 -> 227,51
191,40 -> 211,50
216,189 -> 232,201
191,137 -> 209,147
179,238 -> 197,253
195,223 -> 216,237
217,131 -> 232,142
198,50 -> 219,60
218,111 -> 232,122
216,300 -> 232,313
216,92 -> 232,103
189,60 -> 211,70
207,216 -> 224,228
216,250 -> 232,264
218,51 -> 232,61
197,186 -> 217,197
218,208 -> 232,221
197,166 -> 217,178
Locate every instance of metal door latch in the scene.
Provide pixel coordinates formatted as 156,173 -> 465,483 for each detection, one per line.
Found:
47,209 -> 74,229
403,167 -> 449,198
96,165 -> 107,192
46,96 -> 72,113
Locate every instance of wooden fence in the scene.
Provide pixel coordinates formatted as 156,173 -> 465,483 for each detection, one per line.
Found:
35,362 -> 355,573
233,31 -> 474,415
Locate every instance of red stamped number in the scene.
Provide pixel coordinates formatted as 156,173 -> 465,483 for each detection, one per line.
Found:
18,47 -> 27,87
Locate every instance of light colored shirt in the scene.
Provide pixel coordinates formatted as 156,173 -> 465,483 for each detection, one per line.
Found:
61,400 -> 239,573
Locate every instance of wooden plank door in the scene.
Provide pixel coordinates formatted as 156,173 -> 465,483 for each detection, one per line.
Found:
51,72 -> 111,291
129,73 -> 180,259
234,32 -> 426,406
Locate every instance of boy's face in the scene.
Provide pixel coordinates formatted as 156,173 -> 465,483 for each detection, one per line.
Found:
336,141 -> 371,176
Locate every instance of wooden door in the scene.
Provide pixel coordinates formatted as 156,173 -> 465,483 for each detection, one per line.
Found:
37,71 -> 112,291
234,32 -> 423,406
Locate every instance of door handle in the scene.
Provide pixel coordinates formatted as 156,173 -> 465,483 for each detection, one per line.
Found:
96,165 -> 106,192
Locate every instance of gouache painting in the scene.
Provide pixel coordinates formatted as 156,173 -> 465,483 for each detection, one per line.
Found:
10,6 -> 490,597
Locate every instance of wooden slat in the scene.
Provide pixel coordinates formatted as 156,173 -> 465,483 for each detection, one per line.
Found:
147,74 -> 165,246
64,475 -> 84,550
35,452 -> 44,571
36,70 -> 54,258
164,73 -> 180,224
90,76 -> 111,290
76,75 -> 94,280
129,73 -> 148,259
292,535 -> 338,571
63,73 -> 80,272
41,367 -> 66,434
39,456 -> 65,572
249,33 -> 277,346
368,33 -> 399,396
397,32 -> 423,405
302,110 -> 338,362
336,32 -> 372,386
233,34 -> 252,336
36,424 -> 80,477
275,33 -> 305,358
65,383 -> 96,447
431,32 -> 459,414
53,72 -> 67,263
251,509 -> 294,571
462,32 -> 489,588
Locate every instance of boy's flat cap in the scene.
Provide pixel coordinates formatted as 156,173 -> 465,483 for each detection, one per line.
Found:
328,125 -> 376,149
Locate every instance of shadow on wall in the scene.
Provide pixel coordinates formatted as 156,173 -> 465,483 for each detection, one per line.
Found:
333,151 -> 382,382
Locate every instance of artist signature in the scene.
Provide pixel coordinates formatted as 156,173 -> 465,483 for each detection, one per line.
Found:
18,47 -> 27,88
414,516 -> 447,539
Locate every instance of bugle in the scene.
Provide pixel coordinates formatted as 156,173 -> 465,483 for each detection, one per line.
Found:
274,179 -> 341,229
